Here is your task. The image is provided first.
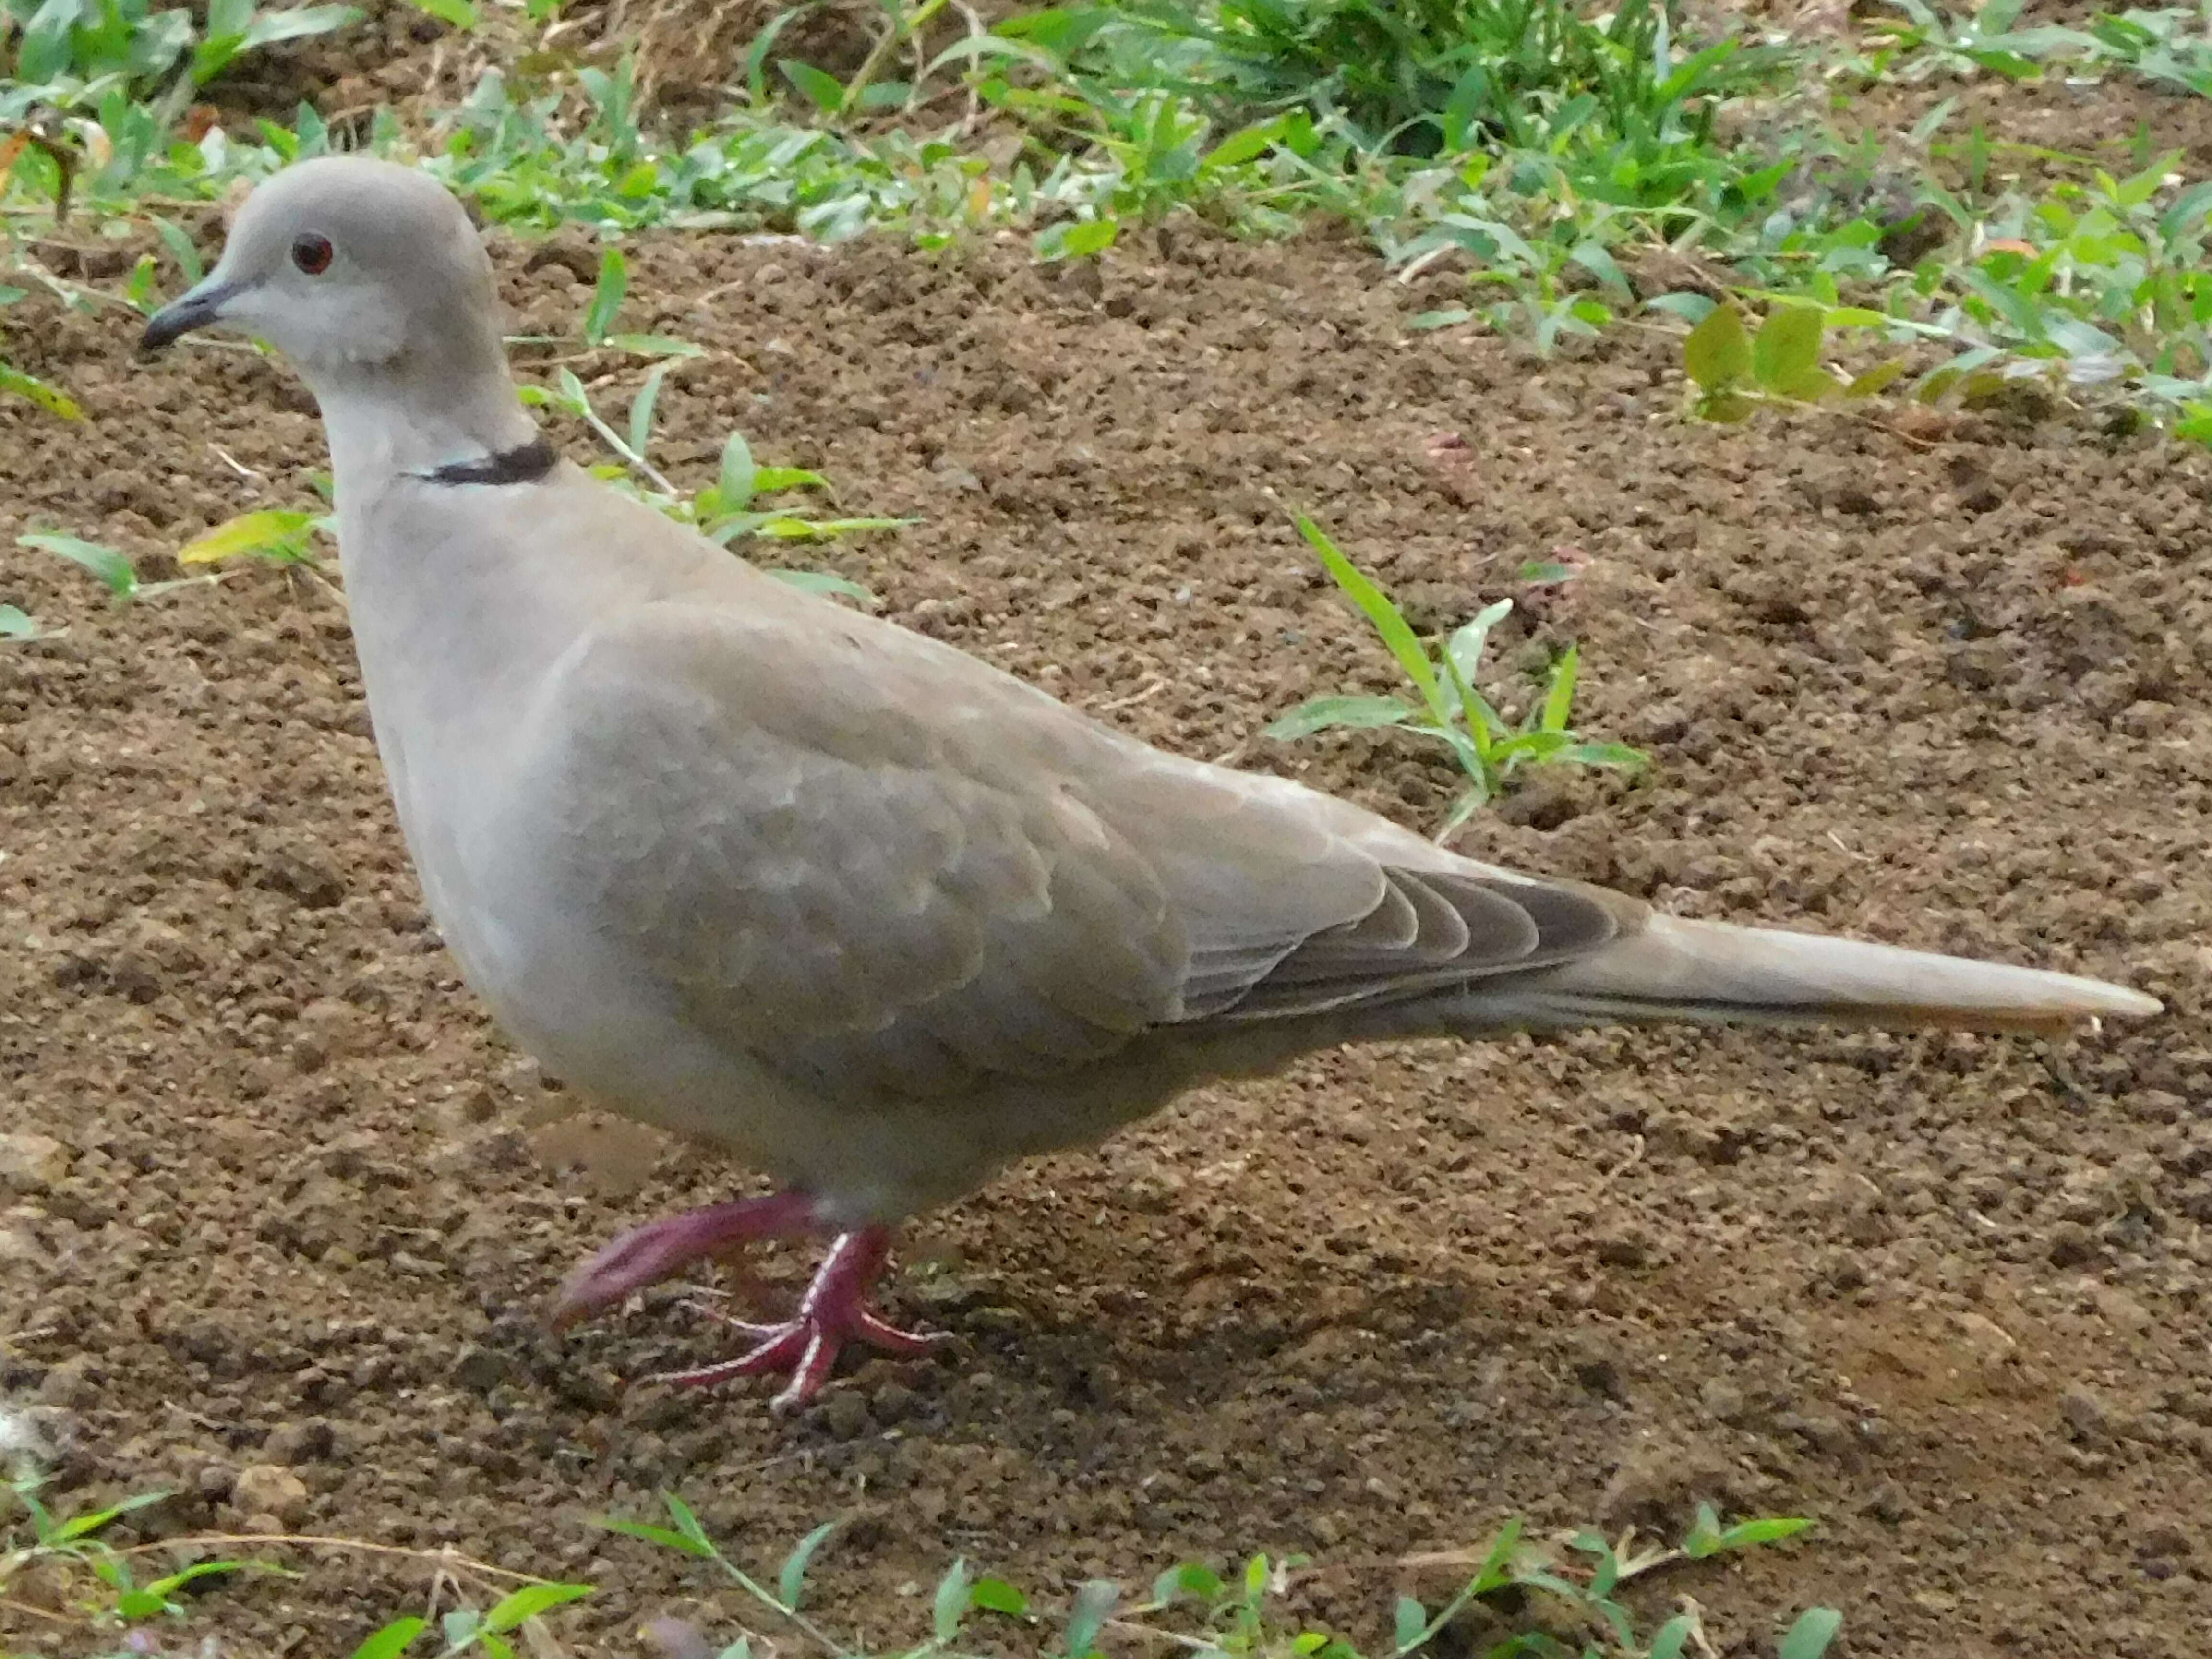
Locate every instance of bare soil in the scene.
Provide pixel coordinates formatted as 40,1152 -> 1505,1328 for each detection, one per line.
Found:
5,68 -> 2212,1659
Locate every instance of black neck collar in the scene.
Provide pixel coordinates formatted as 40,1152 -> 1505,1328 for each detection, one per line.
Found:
422,436 -> 559,487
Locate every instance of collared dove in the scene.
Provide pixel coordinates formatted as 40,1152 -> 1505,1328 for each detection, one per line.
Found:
143,156 -> 2159,1411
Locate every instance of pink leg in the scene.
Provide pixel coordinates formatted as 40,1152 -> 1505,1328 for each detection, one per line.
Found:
551,1190 -> 819,1325
644,1225 -> 942,1413
550,1193 -> 941,1411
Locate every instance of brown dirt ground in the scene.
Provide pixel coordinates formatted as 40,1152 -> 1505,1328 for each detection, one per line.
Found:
6,50 -> 2212,1659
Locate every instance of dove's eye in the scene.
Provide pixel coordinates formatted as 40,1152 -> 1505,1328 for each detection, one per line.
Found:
291,233 -> 334,276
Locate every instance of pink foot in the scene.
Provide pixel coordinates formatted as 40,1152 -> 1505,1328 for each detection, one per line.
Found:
551,1190 -> 819,1326
644,1226 -> 944,1413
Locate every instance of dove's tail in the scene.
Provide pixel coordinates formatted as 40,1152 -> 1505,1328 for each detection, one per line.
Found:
1411,913 -> 2159,1039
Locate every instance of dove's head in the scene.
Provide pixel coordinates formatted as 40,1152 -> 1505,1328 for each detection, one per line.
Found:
142,156 -> 505,383
142,156 -> 537,474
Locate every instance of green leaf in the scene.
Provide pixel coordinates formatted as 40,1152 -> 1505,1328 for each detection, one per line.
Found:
409,0 -> 477,26
113,1587 -> 168,1619
1645,291 -> 1716,325
1063,1579 -> 1118,1657
602,334 -> 702,358
1443,599 -> 1513,689
971,1577 -> 1029,1617
345,1618 -> 428,1659
1295,515 -> 1448,724
1517,560 -> 1575,586
593,1516 -> 716,1560
1539,645 -> 1578,733
1717,1516 -> 1814,1551
1392,1596 -> 1426,1651
0,361 -> 83,421
777,1521 -> 839,1611
1778,1608 -> 1843,1659
1151,1563 -> 1223,1605
1683,305 -> 1751,391
177,509 -> 318,565
1556,741 -> 1647,769
719,432 -> 758,510
1647,1613 -> 1696,1659
628,360 -> 677,459
768,569 -> 875,603
1844,359 -> 1909,399
1751,307 -> 1824,394
482,1581 -> 592,1634
23,531 -> 136,599
0,604 -> 37,639
1264,694 -> 1415,740
781,58 -> 848,114
582,245 -> 627,345
441,1609 -> 482,1647
749,466 -> 830,495
1681,1503 -> 1725,1558
933,1558 -> 971,1643
1035,218 -> 1118,261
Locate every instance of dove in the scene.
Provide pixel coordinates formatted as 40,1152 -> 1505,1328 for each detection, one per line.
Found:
142,156 -> 2159,1411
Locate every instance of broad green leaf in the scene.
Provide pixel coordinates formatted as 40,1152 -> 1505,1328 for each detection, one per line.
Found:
178,509 -> 317,565
0,604 -> 36,639
1844,359 -> 1909,398
1151,1563 -> 1224,1605
1264,694 -> 1414,740
777,1521 -> 839,1611
1779,1608 -> 1843,1659
781,58 -> 848,114
971,1577 -> 1028,1617
23,531 -> 136,598
481,1581 -> 592,1634
1645,291 -> 1716,325
1647,1613 -> 1696,1659
113,1587 -> 168,1619
1751,306 -> 1824,393
749,466 -> 830,495
1035,218 -> 1118,260
933,1558 -> 971,1643
1683,305 -> 1751,391
346,1618 -> 428,1659
1392,1596 -> 1426,1651
582,246 -> 627,345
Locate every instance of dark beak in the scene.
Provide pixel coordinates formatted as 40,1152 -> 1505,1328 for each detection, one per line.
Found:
141,276 -> 250,353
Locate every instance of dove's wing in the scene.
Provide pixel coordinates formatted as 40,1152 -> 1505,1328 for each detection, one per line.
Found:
511,588 -> 1633,1102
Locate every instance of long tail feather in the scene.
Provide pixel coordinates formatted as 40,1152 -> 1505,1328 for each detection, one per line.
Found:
1420,914 -> 2159,1038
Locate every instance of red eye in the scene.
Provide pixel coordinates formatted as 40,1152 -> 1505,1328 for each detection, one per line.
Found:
291,233 -> 333,275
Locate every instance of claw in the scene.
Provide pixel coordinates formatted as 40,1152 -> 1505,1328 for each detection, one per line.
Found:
639,1226 -> 943,1412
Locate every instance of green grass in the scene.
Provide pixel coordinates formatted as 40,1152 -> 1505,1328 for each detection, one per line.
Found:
1268,517 -> 1644,835
7,0 -> 2212,435
2,1464 -> 1839,1659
